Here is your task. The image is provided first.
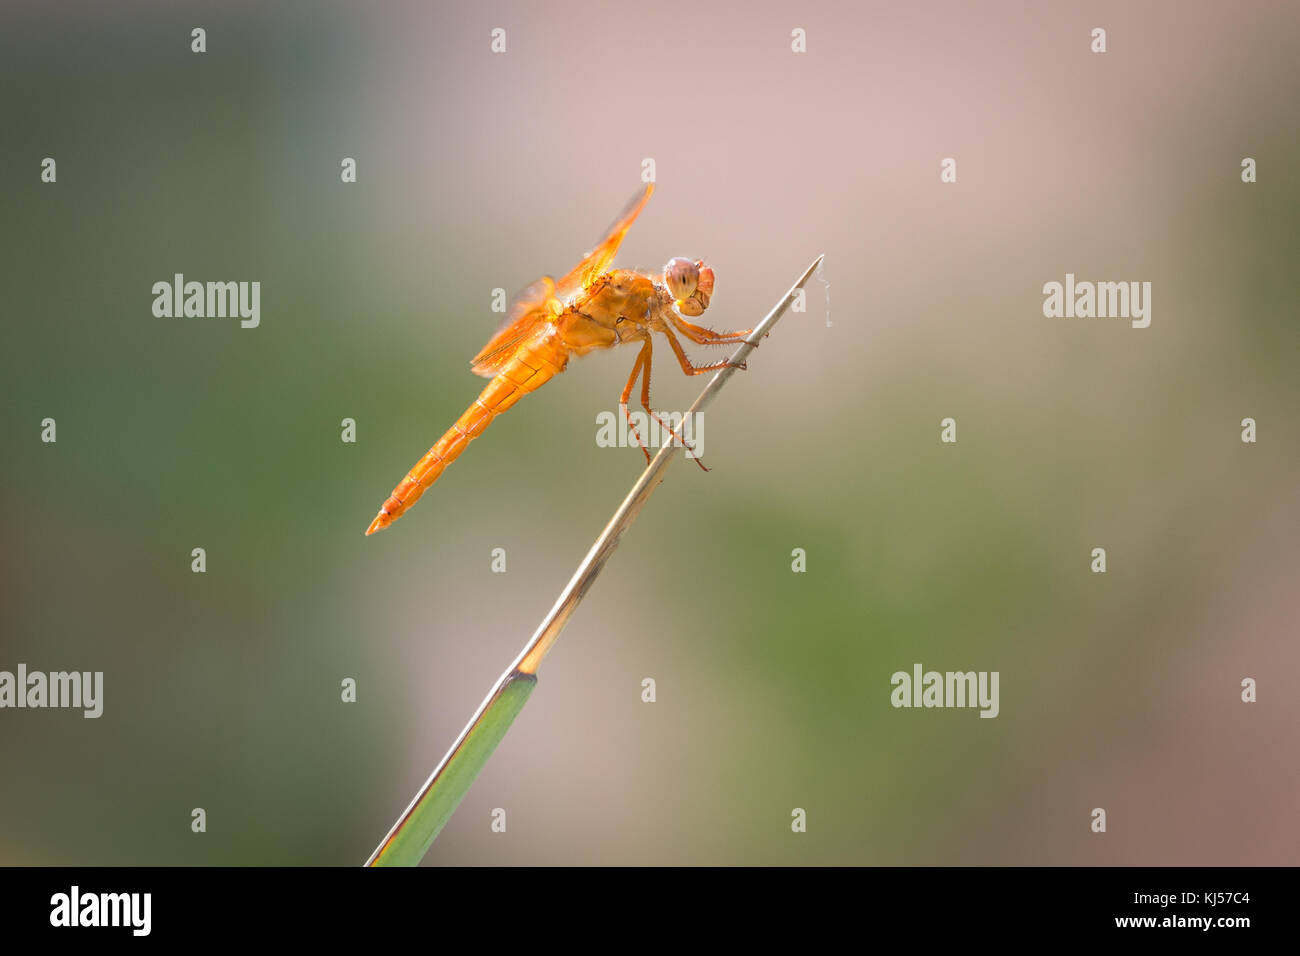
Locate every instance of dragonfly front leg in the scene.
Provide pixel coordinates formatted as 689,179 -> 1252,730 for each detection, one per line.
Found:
668,312 -> 756,347
660,323 -> 747,375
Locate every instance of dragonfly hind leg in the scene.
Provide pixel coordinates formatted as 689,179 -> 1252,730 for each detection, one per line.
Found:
630,337 -> 710,471
619,341 -> 653,465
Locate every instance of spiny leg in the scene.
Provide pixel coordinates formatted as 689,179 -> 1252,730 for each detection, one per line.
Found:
638,336 -> 709,471
660,322 -> 747,376
620,340 -> 652,465
669,312 -> 756,346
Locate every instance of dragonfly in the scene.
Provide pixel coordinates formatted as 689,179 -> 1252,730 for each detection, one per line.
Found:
365,183 -> 756,536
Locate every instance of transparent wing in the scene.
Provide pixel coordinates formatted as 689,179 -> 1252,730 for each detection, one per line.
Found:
470,184 -> 652,377
470,276 -> 558,377
554,183 -> 654,298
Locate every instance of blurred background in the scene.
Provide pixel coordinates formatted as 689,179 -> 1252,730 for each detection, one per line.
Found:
1,0 -> 1296,865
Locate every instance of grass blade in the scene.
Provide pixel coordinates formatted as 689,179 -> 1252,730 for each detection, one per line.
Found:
367,673 -> 535,866
365,253 -> 826,866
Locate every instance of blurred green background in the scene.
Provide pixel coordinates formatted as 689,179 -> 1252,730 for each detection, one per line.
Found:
2,0 -> 1296,865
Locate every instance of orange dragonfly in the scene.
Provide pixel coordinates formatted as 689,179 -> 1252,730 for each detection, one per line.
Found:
365,183 -> 755,536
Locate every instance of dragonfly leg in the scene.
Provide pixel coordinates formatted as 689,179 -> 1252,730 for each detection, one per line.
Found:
668,312 -> 757,347
639,337 -> 709,472
619,341 -> 652,465
660,323 -> 747,375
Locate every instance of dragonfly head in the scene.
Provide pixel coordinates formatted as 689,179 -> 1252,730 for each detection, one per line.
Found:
664,257 -> 714,317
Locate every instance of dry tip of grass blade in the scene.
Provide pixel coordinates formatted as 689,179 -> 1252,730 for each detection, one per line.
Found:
365,253 -> 826,867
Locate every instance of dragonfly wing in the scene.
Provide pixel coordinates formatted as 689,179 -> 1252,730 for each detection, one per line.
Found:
471,184 -> 652,377
470,276 -> 559,377
554,183 -> 654,299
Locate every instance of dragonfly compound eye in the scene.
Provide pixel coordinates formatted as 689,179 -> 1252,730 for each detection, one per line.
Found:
663,257 -> 699,302
674,260 -> 713,317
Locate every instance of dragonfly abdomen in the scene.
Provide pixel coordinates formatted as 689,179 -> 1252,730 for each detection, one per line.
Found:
365,343 -> 567,535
